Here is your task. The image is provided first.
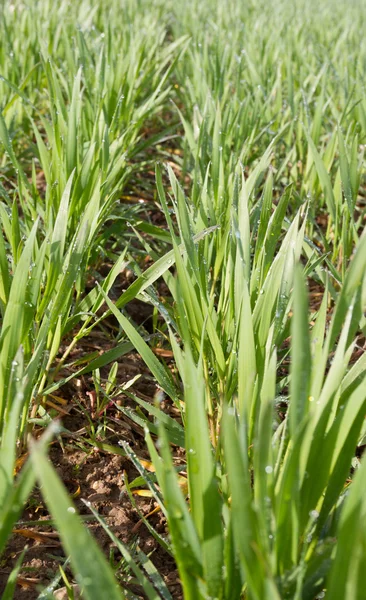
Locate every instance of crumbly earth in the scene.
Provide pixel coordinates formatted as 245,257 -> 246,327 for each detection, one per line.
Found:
1,418 -> 181,599
0,296 -> 183,598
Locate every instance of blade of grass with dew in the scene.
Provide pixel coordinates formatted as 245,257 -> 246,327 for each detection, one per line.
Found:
145,426 -> 204,599
184,348 -> 224,598
289,267 -> 311,438
326,455 -> 366,599
222,408 -> 279,599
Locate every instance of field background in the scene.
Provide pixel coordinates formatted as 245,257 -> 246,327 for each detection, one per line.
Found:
0,0 -> 365,598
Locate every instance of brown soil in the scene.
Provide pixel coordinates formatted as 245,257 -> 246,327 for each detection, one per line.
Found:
1,279 -> 182,599
0,377 -> 182,599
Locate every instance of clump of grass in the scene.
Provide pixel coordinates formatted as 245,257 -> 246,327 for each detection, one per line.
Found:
0,0 -> 365,598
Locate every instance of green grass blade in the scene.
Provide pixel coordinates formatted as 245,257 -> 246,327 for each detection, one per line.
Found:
289,267 -> 311,436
